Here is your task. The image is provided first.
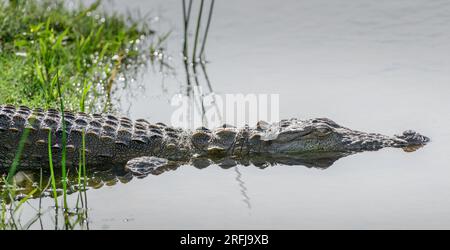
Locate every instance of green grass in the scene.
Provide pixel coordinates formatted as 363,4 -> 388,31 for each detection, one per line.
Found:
0,0 -> 156,112
0,0 -> 166,230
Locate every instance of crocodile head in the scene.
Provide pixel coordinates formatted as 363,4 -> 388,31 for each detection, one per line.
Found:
257,118 -> 430,154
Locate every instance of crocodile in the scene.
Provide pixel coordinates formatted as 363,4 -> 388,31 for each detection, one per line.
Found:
0,104 -> 430,170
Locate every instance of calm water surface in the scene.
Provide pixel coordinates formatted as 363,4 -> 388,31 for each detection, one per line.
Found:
23,0 -> 450,229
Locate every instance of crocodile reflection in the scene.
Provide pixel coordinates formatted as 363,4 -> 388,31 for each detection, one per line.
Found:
1,152 -> 350,199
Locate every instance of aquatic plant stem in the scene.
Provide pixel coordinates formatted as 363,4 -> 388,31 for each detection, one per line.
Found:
47,130 -> 59,209
192,0 -> 205,65
80,77 -> 90,229
182,0 -> 193,92
5,127 -> 31,184
55,72 -> 68,211
199,0 -> 215,60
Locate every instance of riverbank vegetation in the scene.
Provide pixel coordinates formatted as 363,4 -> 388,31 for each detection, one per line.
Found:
0,0 -> 165,229
0,0 -> 158,112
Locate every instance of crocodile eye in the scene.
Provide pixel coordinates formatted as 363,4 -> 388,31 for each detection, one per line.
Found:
316,126 -> 331,135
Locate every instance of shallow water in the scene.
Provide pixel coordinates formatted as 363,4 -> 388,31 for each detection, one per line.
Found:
16,0 -> 450,229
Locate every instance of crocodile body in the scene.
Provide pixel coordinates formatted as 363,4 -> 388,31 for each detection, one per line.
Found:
0,104 -> 429,169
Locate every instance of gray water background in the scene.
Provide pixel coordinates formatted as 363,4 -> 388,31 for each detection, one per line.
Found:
26,0 -> 450,229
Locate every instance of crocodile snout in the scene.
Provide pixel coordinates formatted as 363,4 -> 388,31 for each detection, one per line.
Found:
394,130 -> 430,152
396,130 -> 430,145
